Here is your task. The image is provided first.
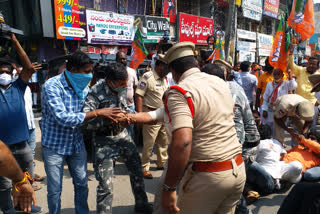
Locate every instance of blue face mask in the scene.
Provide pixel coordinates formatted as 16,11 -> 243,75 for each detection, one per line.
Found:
64,70 -> 92,99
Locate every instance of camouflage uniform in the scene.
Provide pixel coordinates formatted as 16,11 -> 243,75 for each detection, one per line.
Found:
228,81 -> 260,162
83,79 -> 148,214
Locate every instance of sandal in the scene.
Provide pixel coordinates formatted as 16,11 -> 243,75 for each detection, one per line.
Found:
246,190 -> 260,205
34,174 -> 45,182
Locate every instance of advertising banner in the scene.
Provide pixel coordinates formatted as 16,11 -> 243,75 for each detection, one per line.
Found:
239,50 -> 256,62
163,0 -> 177,23
53,0 -> 87,40
237,41 -> 256,52
178,13 -> 214,45
237,29 -> 256,40
258,33 -> 273,56
263,0 -> 279,19
242,0 -> 263,21
86,10 -> 135,45
134,15 -> 170,43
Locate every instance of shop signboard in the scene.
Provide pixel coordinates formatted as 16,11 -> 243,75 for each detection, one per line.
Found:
86,10 -> 135,45
258,33 -> 273,56
239,50 -> 256,62
237,29 -> 256,40
53,0 -> 87,40
134,15 -> 170,43
177,13 -> 214,45
237,41 -> 256,52
242,0 -> 263,21
263,0 -> 279,19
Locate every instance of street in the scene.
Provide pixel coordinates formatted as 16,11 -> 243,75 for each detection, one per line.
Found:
32,117 -> 292,214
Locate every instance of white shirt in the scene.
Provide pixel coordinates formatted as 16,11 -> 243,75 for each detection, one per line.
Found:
24,86 -> 36,130
261,80 -> 297,112
166,72 -> 176,87
255,139 -> 286,179
239,72 -> 257,103
126,67 -> 138,107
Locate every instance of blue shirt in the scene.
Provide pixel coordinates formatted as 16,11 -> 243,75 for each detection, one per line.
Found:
240,72 -> 258,103
233,71 -> 242,86
0,78 -> 29,145
41,72 -> 88,155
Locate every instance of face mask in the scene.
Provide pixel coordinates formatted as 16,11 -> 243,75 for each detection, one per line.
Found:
111,82 -> 126,94
64,70 -> 92,99
0,73 -> 12,86
12,69 -> 18,82
315,91 -> 320,102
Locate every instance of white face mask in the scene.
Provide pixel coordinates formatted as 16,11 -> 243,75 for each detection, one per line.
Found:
0,73 -> 12,86
315,91 -> 320,102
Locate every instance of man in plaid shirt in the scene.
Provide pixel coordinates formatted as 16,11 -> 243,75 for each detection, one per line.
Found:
41,51 -> 121,214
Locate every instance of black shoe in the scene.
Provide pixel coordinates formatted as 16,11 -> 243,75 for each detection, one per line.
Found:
134,203 -> 153,214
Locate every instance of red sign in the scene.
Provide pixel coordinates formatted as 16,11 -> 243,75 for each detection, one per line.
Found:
263,0 -> 279,19
178,13 -> 214,45
163,0 -> 177,23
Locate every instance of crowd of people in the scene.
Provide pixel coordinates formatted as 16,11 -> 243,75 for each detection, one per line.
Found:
1,33 -> 320,214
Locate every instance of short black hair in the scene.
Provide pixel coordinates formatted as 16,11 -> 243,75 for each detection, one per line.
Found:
240,61 -> 251,71
116,51 -> 126,61
169,56 -> 198,74
155,59 -> 166,67
309,56 -> 320,67
252,110 -> 260,116
201,63 -> 226,81
66,51 -> 93,71
104,63 -> 128,81
0,58 -> 13,71
264,57 -> 274,72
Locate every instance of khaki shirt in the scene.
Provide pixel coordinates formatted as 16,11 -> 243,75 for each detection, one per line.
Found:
166,68 -> 242,162
273,94 -> 308,119
136,70 -> 168,109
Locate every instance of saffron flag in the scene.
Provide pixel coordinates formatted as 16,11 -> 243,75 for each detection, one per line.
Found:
130,28 -> 148,69
277,11 -> 290,73
287,0 -> 314,41
269,15 -> 284,69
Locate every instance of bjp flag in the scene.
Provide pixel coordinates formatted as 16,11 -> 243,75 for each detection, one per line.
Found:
269,15 -> 284,68
130,28 -> 148,69
287,0 -> 314,41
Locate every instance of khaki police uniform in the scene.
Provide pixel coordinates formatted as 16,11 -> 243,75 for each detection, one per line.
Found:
136,70 -> 169,172
273,94 -> 314,144
164,42 -> 245,214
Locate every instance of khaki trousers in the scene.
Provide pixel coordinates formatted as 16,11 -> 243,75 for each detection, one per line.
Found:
177,162 -> 246,214
274,116 -> 305,144
141,123 -> 168,172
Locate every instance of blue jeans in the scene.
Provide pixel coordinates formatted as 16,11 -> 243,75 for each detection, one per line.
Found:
304,166 -> 320,181
42,147 -> 89,214
246,162 -> 274,195
27,128 -> 36,175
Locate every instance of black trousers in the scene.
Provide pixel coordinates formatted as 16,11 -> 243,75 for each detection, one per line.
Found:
278,182 -> 320,214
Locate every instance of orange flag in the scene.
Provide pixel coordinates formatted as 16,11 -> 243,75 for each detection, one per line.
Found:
287,0 -> 314,41
130,29 -> 148,69
269,15 -> 284,69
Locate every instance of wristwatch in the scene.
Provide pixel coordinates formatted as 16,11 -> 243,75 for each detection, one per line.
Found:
163,183 -> 177,192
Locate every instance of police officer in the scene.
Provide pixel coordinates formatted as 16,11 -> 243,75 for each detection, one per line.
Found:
161,42 -> 245,214
273,94 -> 315,145
135,55 -> 169,179
83,63 -> 152,214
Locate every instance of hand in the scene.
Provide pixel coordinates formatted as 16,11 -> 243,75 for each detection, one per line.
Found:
263,111 -> 268,118
97,108 -> 122,123
12,181 -> 36,213
161,191 -> 180,213
287,127 -> 295,134
10,33 -> 18,43
116,112 -> 130,127
290,132 -> 305,143
31,62 -> 42,73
